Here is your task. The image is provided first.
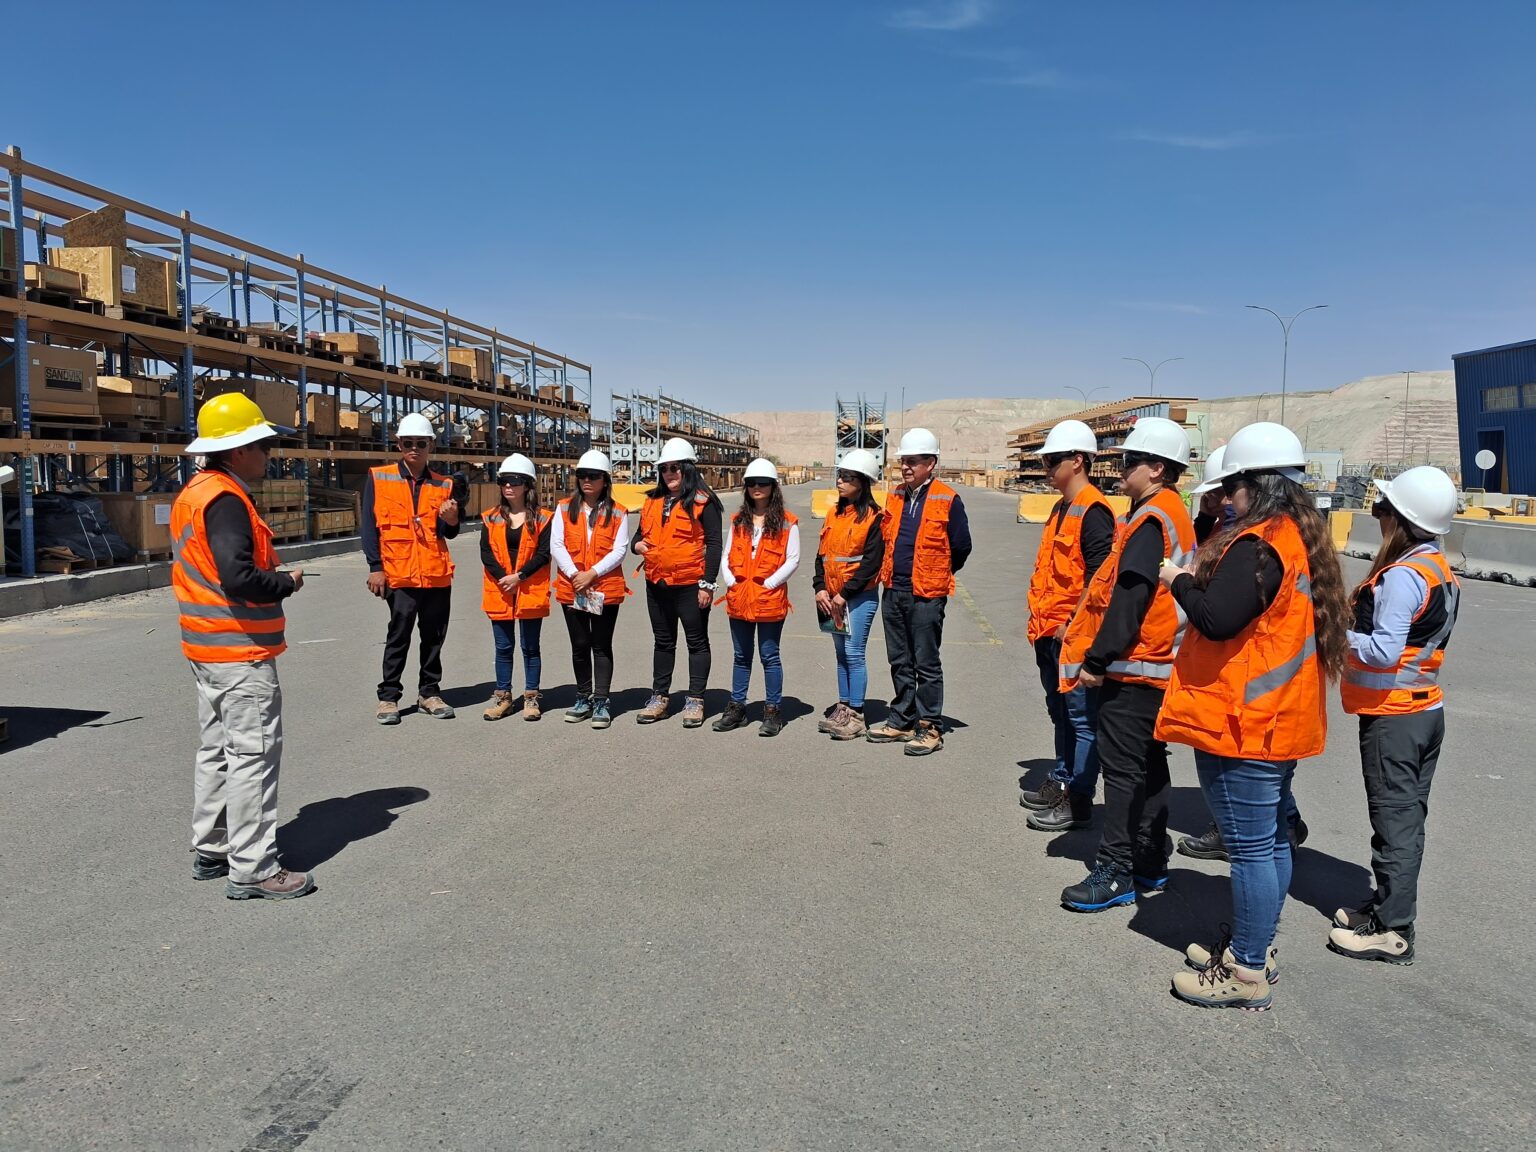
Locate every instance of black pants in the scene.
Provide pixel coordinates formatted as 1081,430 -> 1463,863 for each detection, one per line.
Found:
646,581 -> 711,697
379,585 -> 452,702
1094,678 -> 1170,873
881,586 -> 946,728
1360,710 -> 1445,932
562,603 -> 621,700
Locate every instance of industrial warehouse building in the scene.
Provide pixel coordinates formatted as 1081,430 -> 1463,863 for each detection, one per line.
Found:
1454,338 -> 1536,493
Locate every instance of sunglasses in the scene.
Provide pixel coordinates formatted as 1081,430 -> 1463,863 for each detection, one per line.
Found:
899,457 -> 931,468
576,469 -> 605,482
399,438 -> 432,449
836,471 -> 864,483
1220,474 -> 1252,496
1120,452 -> 1155,473
745,478 -> 774,489
1043,453 -> 1073,471
659,463 -> 684,474
498,476 -> 531,487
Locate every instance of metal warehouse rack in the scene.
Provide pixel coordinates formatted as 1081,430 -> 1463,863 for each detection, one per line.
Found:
0,147 -> 595,576
606,390 -> 758,489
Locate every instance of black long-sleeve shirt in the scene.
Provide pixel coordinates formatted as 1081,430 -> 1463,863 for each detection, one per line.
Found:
360,462 -> 461,573
1193,511 -> 1218,546
202,467 -> 296,603
480,512 -> 552,581
812,510 -> 886,595
631,496 -> 723,585
1077,503 -> 1115,583
1170,536 -> 1283,641
1083,508 -> 1164,676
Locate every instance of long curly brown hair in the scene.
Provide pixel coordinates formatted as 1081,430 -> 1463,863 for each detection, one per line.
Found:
1192,473 -> 1350,680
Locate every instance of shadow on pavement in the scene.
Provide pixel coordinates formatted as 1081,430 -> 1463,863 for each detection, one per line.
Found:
279,786 -> 431,871
440,682 -> 495,710
1015,758 -> 1056,793
1128,868 -> 1236,955
1288,845 -> 1373,923
0,706 -> 113,754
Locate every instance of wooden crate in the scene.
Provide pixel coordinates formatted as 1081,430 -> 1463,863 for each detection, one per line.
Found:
25,263 -> 85,294
161,392 -> 186,429
303,394 -> 339,438
201,378 -> 298,429
96,492 -> 176,558
0,226 -> 14,272
264,509 -> 307,539
99,394 -> 159,422
0,343 -> 98,418
447,347 -> 494,383
338,409 -> 375,438
323,331 -> 380,359
309,508 -> 358,538
250,478 -> 306,510
47,246 -> 179,316
464,481 -> 500,518
60,204 -> 131,248
97,375 -> 161,398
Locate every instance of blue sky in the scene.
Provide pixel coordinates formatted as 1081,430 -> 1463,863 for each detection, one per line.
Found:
15,1 -> 1536,412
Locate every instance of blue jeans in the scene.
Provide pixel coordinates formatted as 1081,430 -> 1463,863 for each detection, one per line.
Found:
1033,637 -> 1101,797
1195,751 -> 1297,969
491,617 -> 542,693
832,589 -> 879,708
729,617 -> 784,706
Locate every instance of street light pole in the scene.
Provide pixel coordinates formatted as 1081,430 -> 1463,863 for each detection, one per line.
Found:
1401,370 -> 1412,467
1122,356 -> 1183,397
1066,385 -> 1107,410
1245,304 -> 1329,425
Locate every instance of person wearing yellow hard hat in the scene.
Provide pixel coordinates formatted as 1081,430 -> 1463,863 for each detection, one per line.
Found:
172,392 -> 314,900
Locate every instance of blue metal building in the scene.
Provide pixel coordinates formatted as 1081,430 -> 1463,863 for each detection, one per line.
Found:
1453,338 -> 1536,493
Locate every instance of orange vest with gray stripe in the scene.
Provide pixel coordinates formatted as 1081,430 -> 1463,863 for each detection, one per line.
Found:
370,465 -> 455,589
1155,515 -> 1326,761
1027,483 -> 1112,644
1341,547 -> 1459,716
171,470 -> 286,662
481,506 -> 553,620
879,480 -> 958,599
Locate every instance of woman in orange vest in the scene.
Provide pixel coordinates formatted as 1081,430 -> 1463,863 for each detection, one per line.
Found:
480,453 -> 552,722
1155,423 -> 1351,1010
813,450 -> 888,742
1330,466 -> 1460,967
715,458 -> 800,737
632,437 -> 724,729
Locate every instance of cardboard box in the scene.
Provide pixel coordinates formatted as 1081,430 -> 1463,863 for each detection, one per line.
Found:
0,225 -> 15,274
303,394 -> 339,438
25,263 -> 84,294
99,393 -> 159,422
325,331 -> 380,359
201,377 -> 298,429
338,409 -> 375,438
0,343 -> 98,418
448,347 -> 494,383
60,204 -> 131,249
96,492 -> 176,557
161,391 -> 186,430
97,375 -> 161,398
47,245 -> 179,316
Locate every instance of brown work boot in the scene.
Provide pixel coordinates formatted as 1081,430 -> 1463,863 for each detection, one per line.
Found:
904,721 -> 944,757
482,690 -> 515,721
636,693 -> 670,724
522,691 -> 542,721
376,700 -> 400,726
817,702 -> 849,734
681,696 -> 706,728
866,721 -> 915,744
417,695 -> 456,719
226,869 -> 316,901
1170,956 -> 1273,1011
828,707 -> 867,741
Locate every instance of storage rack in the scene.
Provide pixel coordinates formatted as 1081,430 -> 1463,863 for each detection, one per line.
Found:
1007,397 -> 1197,490
0,147 -> 594,577
834,394 -> 887,470
605,390 -> 758,489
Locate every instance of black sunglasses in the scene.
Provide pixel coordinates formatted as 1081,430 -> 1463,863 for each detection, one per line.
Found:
498,476 -> 531,487
1120,452 -> 1154,473
836,470 -> 864,483
576,469 -> 605,482
1043,453 -> 1073,471
659,463 -> 684,474
399,437 -> 432,449
1220,474 -> 1252,496
745,478 -> 774,488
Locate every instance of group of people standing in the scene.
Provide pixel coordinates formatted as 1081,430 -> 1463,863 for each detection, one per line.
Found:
1021,415 -> 1461,1010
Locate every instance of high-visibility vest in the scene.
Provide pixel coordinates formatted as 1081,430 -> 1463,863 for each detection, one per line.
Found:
819,503 -> 887,597
724,511 -> 798,622
481,506 -> 552,620
1342,547 -> 1459,716
640,491 -> 710,585
1155,515 -> 1326,761
370,464 -> 455,589
553,500 -> 631,605
1059,486 -> 1195,691
1027,483 -> 1112,643
879,479 -> 958,599
171,470 -> 286,663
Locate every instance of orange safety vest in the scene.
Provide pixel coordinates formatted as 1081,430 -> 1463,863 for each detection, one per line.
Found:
1059,486 -> 1195,691
879,479 -> 958,599
640,491 -> 710,585
370,464 -> 455,589
819,502 -> 887,597
724,511 -> 799,622
1341,547 -> 1459,716
171,469 -> 286,663
1155,516 -> 1326,761
481,506 -> 552,620
553,500 -> 631,605
1027,483 -> 1112,643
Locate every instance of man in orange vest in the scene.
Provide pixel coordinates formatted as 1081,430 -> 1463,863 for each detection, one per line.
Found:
362,412 -> 461,725
1019,420 -> 1114,831
866,427 -> 972,756
1057,416 -> 1194,912
173,394 -> 314,900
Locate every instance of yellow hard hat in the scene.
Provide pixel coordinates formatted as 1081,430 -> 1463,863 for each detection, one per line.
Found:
185,393 -> 280,455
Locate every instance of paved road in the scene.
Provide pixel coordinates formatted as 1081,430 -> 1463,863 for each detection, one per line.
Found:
3,483 -> 1532,1150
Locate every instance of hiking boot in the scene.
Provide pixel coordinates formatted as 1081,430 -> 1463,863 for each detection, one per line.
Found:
191,853 -> 228,881
829,708 -> 867,741
590,698 -> 612,729
1026,791 -> 1092,832
1333,905 -> 1374,930
564,696 -> 594,723
417,695 -> 456,719
636,694 -> 670,724
866,722 -> 916,744
376,700 -> 401,726
226,869 -> 316,901
904,722 -> 944,757
522,691 -> 542,721
1171,955 -> 1273,1011
1061,860 -> 1136,912
1328,919 -> 1415,965
713,701 -> 749,732
817,703 -> 848,734
1176,822 -> 1227,861
1289,816 -> 1309,849
758,705 -> 783,737
483,690 -> 515,721
681,696 -> 706,728
1185,927 -> 1280,985
1019,778 -> 1066,811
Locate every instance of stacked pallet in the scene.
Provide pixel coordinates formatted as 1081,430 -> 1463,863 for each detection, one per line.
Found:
250,478 -> 306,541
307,484 -> 360,538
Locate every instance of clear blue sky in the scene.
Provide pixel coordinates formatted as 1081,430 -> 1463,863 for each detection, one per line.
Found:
16,1 -> 1535,412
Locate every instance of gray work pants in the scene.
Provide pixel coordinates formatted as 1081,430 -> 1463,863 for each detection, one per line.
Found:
1359,709 -> 1445,933
190,659 -> 283,884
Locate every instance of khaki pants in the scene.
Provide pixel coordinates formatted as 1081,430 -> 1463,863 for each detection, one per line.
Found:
190,659 -> 283,884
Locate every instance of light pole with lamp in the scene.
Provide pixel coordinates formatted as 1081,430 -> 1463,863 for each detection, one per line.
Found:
1122,356 -> 1183,397
1245,303 -> 1328,425
1400,370 -> 1412,467
1066,385 -> 1107,410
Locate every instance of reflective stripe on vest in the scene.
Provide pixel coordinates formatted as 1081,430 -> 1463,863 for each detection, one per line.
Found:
371,465 -> 455,589
879,481 -> 956,598
1026,484 -> 1111,644
481,507 -> 552,620
819,503 -> 886,597
1342,550 -> 1459,714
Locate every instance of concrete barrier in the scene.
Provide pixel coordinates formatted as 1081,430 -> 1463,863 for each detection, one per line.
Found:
1457,519 -> 1536,586
610,483 -> 652,511
1330,509 -> 1355,551
1107,495 -> 1131,517
1016,493 -> 1058,523
1343,511 -> 1382,560
811,489 -> 838,519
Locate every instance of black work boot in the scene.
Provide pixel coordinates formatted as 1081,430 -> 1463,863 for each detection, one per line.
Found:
1019,778 -> 1066,811
1176,822 -> 1228,862
1061,860 -> 1136,912
758,705 -> 783,737
712,701 -> 749,732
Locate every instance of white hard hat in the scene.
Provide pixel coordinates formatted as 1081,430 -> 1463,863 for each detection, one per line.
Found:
1121,416 -> 1190,466
576,449 -> 612,474
1193,445 -> 1228,495
396,412 -> 435,439
897,427 -> 940,458
837,449 -> 882,481
497,452 -> 535,478
658,436 -> 697,465
1218,421 -> 1305,483
1040,419 -> 1097,457
744,458 -> 779,483
1376,466 -> 1457,537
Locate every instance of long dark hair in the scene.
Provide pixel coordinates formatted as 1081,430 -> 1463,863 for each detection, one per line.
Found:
1192,472 -> 1350,679
735,481 -> 786,535
648,460 -> 723,518
567,473 -> 617,527
500,473 -> 540,521
835,474 -> 879,522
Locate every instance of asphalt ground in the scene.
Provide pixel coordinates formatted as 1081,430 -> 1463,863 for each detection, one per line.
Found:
3,482 -> 1533,1151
